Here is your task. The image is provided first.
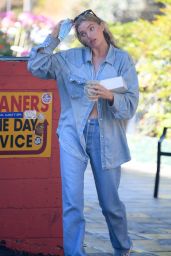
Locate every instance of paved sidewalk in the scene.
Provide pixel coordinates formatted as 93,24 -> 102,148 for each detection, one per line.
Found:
0,162 -> 170,256
84,163 -> 171,256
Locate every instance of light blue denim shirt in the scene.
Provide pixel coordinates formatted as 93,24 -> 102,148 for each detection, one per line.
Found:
28,34 -> 139,169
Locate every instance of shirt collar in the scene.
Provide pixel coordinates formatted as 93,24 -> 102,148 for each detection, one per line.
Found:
84,44 -> 115,65
105,44 -> 116,65
84,47 -> 92,63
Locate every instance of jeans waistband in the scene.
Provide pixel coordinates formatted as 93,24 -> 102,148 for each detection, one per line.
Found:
87,118 -> 98,124
84,118 -> 99,136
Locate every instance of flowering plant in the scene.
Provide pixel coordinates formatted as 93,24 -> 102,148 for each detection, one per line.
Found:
0,11 -> 55,56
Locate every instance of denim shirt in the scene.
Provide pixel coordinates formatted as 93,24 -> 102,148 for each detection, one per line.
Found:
27,35 -> 139,169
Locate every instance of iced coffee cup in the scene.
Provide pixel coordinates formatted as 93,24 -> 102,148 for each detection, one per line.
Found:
84,80 -> 98,101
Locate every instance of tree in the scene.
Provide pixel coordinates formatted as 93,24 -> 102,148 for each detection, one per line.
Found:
109,0 -> 171,136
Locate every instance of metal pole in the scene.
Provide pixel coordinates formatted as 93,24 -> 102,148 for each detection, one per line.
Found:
23,0 -> 32,12
154,142 -> 161,198
6,0 -> 12,12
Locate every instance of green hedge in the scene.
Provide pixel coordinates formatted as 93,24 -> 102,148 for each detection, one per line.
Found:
109,0 -> 171,136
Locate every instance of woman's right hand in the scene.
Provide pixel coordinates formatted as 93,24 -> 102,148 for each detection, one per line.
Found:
51,19 -> 73,41
51,21 -> 63,38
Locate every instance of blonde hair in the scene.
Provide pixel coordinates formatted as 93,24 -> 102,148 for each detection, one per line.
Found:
74,12 -> 118,48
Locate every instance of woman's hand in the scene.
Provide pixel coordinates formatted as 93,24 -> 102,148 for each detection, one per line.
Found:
51,19 -> 73,40
51,21 -> 63,38
88,84 -> 114,104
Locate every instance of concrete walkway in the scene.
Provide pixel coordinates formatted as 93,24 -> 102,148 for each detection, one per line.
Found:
84,162 -> 171,256
0,161 -> 170,256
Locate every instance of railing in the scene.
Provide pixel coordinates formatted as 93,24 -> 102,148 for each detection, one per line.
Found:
154,127 -> 171,198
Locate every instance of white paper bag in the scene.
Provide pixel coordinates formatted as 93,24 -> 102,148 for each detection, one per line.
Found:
99,76 -> 127,93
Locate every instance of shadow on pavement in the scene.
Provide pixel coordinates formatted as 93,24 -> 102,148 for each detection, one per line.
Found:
0,246 -> 56,256
88,253 -> 156,256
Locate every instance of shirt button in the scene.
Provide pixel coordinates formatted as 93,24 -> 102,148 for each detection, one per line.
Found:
99,118 -> 102,121
101,135 -> 104,138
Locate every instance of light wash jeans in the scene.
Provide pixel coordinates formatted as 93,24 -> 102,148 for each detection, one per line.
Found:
60,119 -> 132,256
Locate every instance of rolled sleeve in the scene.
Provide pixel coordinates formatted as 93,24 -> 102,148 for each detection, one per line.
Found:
107,53 -> 139,120
34,34 -> 60,54
27,35 -> 61,80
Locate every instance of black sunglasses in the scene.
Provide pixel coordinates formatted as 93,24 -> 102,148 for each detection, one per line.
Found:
73,9 -> 98,23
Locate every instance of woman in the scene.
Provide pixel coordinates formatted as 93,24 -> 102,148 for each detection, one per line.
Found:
28,9 -> 139,256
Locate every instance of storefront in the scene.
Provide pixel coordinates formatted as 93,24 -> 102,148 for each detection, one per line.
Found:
0,57 -> 63,255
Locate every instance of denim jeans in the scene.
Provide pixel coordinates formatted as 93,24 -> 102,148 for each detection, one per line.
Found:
60,119 -> 132,256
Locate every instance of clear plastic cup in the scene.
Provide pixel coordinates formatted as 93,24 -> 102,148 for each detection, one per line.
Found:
84,80 -> 98,101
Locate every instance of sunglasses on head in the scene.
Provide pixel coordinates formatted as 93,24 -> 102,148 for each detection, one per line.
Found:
73,9 -> 98,23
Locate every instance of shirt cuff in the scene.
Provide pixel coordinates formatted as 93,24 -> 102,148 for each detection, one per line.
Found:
107,93 -> 122,113
35,34 -> 60,54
